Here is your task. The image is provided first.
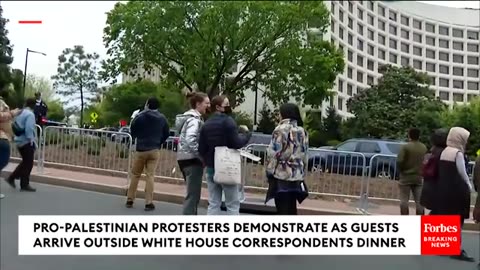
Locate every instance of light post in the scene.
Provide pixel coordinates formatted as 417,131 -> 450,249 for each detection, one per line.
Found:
22,48 -> 47,99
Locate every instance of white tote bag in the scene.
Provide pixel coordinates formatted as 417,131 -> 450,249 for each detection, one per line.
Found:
214,146 -> 242,185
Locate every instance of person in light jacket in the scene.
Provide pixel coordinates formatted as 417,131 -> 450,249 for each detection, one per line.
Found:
435,127 -> 475,262
176,92 -> 210,215
265,103 -> 309,215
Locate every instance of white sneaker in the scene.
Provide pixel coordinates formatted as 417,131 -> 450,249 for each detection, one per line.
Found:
0,193 -> 4,199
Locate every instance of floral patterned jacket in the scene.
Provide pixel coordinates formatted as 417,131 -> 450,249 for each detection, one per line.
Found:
266,119 -> 308,181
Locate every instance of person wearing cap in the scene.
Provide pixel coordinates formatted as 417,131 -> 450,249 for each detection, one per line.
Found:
125,97 -> 170,211
34,92 -> 48,126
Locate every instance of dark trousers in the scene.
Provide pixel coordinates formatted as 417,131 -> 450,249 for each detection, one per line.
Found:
8,144 -> 35,188
0,139 -> 10,172
274,192 -> 298,215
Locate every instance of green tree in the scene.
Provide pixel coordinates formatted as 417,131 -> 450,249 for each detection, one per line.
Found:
322,106 -> 342,143
347,65 -> 446,140
102,1 -> 344,107
51,45 -> 100,125
256,104 -> 276,134
0,3 -> 13,93
46,100 -> 66,122
25,74 -> 55,101
304,110 -> 324,147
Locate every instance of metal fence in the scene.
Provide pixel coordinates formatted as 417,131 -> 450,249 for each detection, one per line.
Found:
8,126 -> 478,213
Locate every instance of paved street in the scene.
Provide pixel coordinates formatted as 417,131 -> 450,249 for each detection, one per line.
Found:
1,181 -> 479,270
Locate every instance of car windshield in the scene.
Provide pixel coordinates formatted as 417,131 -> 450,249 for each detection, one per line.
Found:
386,143 -> 403,154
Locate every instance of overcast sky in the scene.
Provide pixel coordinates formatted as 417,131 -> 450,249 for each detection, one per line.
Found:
2,1 -> 479,83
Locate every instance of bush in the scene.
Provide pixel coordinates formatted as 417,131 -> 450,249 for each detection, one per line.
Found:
327,140 -> 341,146
232,111 -> 253,130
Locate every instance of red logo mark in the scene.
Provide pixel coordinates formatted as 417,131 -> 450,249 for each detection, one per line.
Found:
421,215 -> 461,256
18,21 -> 42,24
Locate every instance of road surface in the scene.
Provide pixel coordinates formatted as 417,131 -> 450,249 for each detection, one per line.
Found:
1,181 -> 479,270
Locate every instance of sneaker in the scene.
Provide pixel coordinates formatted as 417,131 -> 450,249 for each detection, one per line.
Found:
145,203 -> 155,211
450,250 -> 475,262
126,199 -> 133,208
20,186 -> 36,192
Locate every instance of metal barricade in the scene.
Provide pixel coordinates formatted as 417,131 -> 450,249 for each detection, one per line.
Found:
41,126 -> 133,185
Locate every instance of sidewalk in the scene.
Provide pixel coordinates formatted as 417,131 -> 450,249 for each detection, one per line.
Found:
1,162 -> 478,230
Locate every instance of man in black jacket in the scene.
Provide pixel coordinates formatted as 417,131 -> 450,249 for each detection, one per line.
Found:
126,97 -> 170,211
34,92 -> 48,126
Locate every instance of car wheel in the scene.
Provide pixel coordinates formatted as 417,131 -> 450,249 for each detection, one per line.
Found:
376,167 -> 394,180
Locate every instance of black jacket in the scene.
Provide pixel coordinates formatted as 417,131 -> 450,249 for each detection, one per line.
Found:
131,109 -> 170,152
34,99 -> 48,124
198,113 -> 251,168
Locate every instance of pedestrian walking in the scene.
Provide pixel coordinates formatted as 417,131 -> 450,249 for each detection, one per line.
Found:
198,95 -> 251,215
435,127 -> 474,262
265,103 -> 309,215
420,128 -> 448,214
472,153 -> 480,268
5,98 -> 37,192
0,93 -> 21,199
126,97 -> 170,211
176,92 -> 210,215
396,128 -> 427,215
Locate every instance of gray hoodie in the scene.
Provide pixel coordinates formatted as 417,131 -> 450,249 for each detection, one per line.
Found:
175,109 -> 203,161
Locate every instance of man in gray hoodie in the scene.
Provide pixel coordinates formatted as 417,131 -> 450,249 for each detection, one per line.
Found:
176,92 -> 210,215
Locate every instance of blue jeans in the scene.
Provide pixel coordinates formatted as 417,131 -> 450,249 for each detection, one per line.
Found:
206,168 -> 240,215
0,139 -> 10,172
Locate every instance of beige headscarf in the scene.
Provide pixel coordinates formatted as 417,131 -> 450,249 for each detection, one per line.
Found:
441,127 -> 470,162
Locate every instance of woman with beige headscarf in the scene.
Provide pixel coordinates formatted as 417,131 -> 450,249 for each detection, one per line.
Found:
435,127 -> 475,262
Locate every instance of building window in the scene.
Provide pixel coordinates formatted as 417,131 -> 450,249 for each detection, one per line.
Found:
349,1 -> 353,13
339,44 -> 344,53
453,54 -> 463,64
413,19 -> 422,30
426,62 -> 435,72
367,1 -> 374,11
430,76 -> 436,85
401,42 -> 409,53
439,91 -> 450,101
401,29 -> 409,39
467,30 -> 479,40
468,82 -> 479,91
413,32 -> 422,43
331,19 -> 335,32
439,52 -> 449,62
389,38 -> 397,49
368,29 -> 374,40
426,36 -> 435,46
338,97 -> 343,111
357,71 -> 364,83
368,14 -> 374,26
338,79 -> 344,93
389,53 -> 397,64
439,65 -> 449,74
468,94 -> 478,101
426,49 -> 435,59
389,24 -> 397,35
452,28 -> 463,38
367,59 -> 374,70
467,43 -> 479,53
347,84 -> 353,96
439,39 -> 449,49
378,34 -> 385,45
378,5 -> 385,17
439,26 -> 449,36
357,8 -> 363,20
348,33 -> 353,45
468,56 -> 479,65
367,44 -> 374,55
339,10 -> 344,22
468,68 -> 479,78
348,67 -> 353,79
453,80 -> 464,89
357,23 -> 364,35
389,10 -> 397,21
348,50 -> 353,62
413,46 -> 422,56
367,75 -> 374,85
413,60 -> 422,70
453,41 -> 464,51
426,23 -> 435,33
378,49 -> 386,60
400,15 -> 409,26
357,55 -> 364,67
348,17 -> 353,29
401,56 -> 409,67
439,78 -> 449,87
357,38 -> 364,50
453,67 -> 464,77
378,20 -> 386,31
453,93 -> 464,102
339,27 -> 344,40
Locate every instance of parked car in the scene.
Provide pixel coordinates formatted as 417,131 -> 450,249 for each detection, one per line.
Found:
307,138 -> 406,180
111,127 -> 131,144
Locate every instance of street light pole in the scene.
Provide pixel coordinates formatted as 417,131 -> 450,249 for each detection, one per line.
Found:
22,48 -> 47,101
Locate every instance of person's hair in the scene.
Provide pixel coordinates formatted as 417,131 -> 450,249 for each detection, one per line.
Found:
145,97 -> 160,110
25,98 -> 36,109
408,128 -> 420,141
186,91 -> 208,109
210,95 -> 227,112
35,92 -> 41,97
430,128 -> 447,148
279,103 -> 303,127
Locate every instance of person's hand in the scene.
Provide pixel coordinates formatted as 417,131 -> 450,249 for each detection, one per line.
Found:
239,125 -> 249,133
10,108 -> 20,116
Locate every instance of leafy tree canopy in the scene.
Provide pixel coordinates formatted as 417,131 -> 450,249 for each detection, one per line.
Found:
102,1 -> 344,107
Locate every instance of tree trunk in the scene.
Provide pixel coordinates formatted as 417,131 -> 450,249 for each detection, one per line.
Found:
80,86 -> 84,126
